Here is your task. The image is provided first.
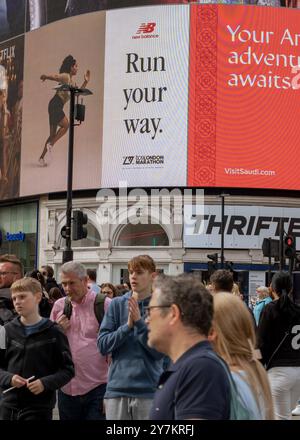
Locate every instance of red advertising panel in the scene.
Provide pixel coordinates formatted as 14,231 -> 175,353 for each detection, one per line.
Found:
188,5 -> 300,190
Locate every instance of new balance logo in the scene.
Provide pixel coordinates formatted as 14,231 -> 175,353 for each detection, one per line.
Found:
132,22 -> 159,40
136,23 -> 156,35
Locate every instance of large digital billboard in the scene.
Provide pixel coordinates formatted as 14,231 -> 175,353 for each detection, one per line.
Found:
0,0 -> 26,42
20,12 -> 105,197
1,4 -> 300,202
26,0 -> 188,31
188,4 -> 300,189
101,5 -> 189,187
0,35 -> 24,200
103,4 -> 300,191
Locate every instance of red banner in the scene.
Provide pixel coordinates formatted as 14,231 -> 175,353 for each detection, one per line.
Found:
188,5 -> 300,190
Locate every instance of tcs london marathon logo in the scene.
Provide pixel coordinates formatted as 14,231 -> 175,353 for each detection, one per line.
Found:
122,155 -> 164,166
132,22 -> 159,39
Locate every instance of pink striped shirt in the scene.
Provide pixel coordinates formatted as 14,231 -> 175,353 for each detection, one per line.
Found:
50,291 -> 110,396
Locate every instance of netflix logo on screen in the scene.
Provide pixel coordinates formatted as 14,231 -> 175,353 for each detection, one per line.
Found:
132,22 -> 159,39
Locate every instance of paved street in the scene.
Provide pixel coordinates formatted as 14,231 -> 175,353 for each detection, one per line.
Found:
52,403 -> 300,420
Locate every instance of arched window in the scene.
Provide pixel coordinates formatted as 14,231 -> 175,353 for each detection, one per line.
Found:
116,223 -> 169,246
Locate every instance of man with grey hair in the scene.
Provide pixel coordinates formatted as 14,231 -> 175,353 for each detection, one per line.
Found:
50,261 -> 111,420
147,273 -> 231,420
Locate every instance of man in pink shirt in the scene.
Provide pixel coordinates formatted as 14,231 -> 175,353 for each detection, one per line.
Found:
50,261 -> 111,420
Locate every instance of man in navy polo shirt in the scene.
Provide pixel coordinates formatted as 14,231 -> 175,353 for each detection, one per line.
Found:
147,273 -> 231,420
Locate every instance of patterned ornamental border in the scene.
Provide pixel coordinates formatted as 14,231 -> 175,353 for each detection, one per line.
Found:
192,4 -> 218,186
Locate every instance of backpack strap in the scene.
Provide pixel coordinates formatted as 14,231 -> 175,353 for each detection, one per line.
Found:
202,350 -> 254,420
63,293 -> 106,323
94,293 -> 107,324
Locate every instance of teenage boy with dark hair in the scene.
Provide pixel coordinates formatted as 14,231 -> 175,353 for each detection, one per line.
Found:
210,269 -> 234,294
0,278 -> 74,420
98,255 -> 165,420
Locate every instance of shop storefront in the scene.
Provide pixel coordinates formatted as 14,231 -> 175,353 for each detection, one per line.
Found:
183,201 -> 300,302
0,202 -> 38,273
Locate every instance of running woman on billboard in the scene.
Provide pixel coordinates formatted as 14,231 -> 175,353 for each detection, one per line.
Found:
39,55 -> 90,166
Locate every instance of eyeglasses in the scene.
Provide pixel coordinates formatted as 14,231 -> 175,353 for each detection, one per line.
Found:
0,271 -> 19,276
144,305 -> 171,318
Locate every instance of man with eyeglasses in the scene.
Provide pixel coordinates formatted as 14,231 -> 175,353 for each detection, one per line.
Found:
0,254 -> 23,290
147,273 -> 231,420
0,254 -> 23,325
98,255 -> 165,420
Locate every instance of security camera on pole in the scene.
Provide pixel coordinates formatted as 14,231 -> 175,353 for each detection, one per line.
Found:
57,84 -> 92,264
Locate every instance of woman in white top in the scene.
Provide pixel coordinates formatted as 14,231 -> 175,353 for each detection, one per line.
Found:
39,55 -> 90,166
210,292 -> 275,419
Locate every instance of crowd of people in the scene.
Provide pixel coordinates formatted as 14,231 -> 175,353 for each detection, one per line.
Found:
0,253 -> 300,420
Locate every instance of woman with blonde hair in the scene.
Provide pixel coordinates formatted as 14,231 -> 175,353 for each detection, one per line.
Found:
211,293 -> 274,419
232,283 -> 243,299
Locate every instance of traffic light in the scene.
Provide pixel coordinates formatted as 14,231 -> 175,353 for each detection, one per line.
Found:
262,238 -> 279,259
207,253 -> 218,276
207,253 -> 218,264
295,254 -> 300,271
72,210 -> 88,241
284,234 -> 296,259
225,261 -> 234,272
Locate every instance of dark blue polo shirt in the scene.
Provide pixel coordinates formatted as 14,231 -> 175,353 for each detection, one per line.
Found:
150,341 -> 231,420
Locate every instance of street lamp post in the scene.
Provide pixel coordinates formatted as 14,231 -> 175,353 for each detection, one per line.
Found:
63,86 -> 75,264
56,84 -> 92,264
220,193 -> 230,269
